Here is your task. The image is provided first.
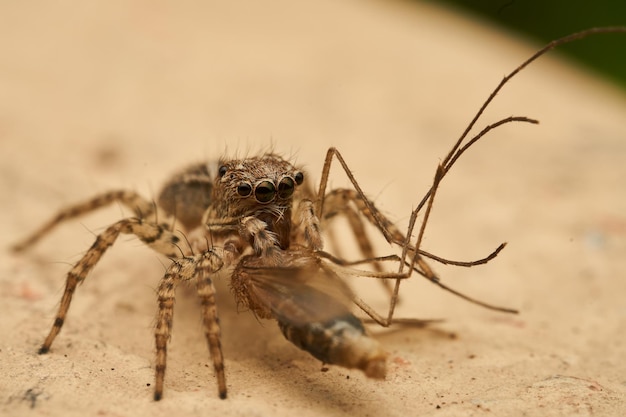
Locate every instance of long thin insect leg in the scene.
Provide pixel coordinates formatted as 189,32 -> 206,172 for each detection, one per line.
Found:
403,27 -> 626,246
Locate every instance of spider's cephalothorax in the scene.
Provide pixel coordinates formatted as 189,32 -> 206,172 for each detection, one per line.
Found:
211,154 -> 305,251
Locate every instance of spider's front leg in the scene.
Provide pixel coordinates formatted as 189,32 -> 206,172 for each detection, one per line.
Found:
153,248 -> 226,401
38,218 -> 181,354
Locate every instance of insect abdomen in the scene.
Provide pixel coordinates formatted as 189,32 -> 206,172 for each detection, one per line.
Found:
278,313 -> 387,379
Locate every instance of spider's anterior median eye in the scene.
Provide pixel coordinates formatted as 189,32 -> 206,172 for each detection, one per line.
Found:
294,171 -> 304,185
218,165 -> 228,177
277,177 -> 295,199
255,181 -> 276,203
237,182 -> 252,197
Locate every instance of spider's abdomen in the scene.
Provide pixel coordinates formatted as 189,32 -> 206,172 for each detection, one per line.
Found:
157,163 -> 213,231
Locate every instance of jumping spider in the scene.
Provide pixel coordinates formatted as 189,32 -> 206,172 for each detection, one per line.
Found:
13,152 -> 439,400
12,27 -> 625,401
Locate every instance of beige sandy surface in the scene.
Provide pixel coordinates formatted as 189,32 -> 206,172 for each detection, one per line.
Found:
1,1 -> 626,416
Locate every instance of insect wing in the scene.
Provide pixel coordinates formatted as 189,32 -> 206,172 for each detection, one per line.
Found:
242,259 -> 355,327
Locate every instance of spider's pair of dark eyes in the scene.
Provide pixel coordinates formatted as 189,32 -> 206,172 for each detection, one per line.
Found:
236,173 -> 304,203
218,166 -> 303,184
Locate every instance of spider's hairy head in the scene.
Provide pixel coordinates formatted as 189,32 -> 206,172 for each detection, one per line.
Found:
213,153 -> 305,218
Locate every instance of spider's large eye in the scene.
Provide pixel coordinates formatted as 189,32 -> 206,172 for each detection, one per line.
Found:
277,177 -> 295,199
294,171 -> 304,185
237,182 -> 252,197
255,181 -> 276,203
218,165 -> 228,177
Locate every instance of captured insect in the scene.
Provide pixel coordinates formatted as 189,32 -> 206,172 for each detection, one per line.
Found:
12,27 -> 626,401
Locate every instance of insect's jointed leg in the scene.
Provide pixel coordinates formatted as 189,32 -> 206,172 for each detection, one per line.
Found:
315,149 -> 516,323
320,188 -> 407,288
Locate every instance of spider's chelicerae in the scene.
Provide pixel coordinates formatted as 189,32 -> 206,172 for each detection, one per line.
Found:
13,27 -> 625,401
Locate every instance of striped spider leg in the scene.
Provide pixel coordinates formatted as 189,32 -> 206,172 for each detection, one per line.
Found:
11,182 -> 232,399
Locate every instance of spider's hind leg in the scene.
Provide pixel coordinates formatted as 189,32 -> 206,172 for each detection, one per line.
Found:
12,190 -> 157,252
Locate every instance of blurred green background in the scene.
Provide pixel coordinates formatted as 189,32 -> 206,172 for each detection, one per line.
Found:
436,0 -> 626,89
